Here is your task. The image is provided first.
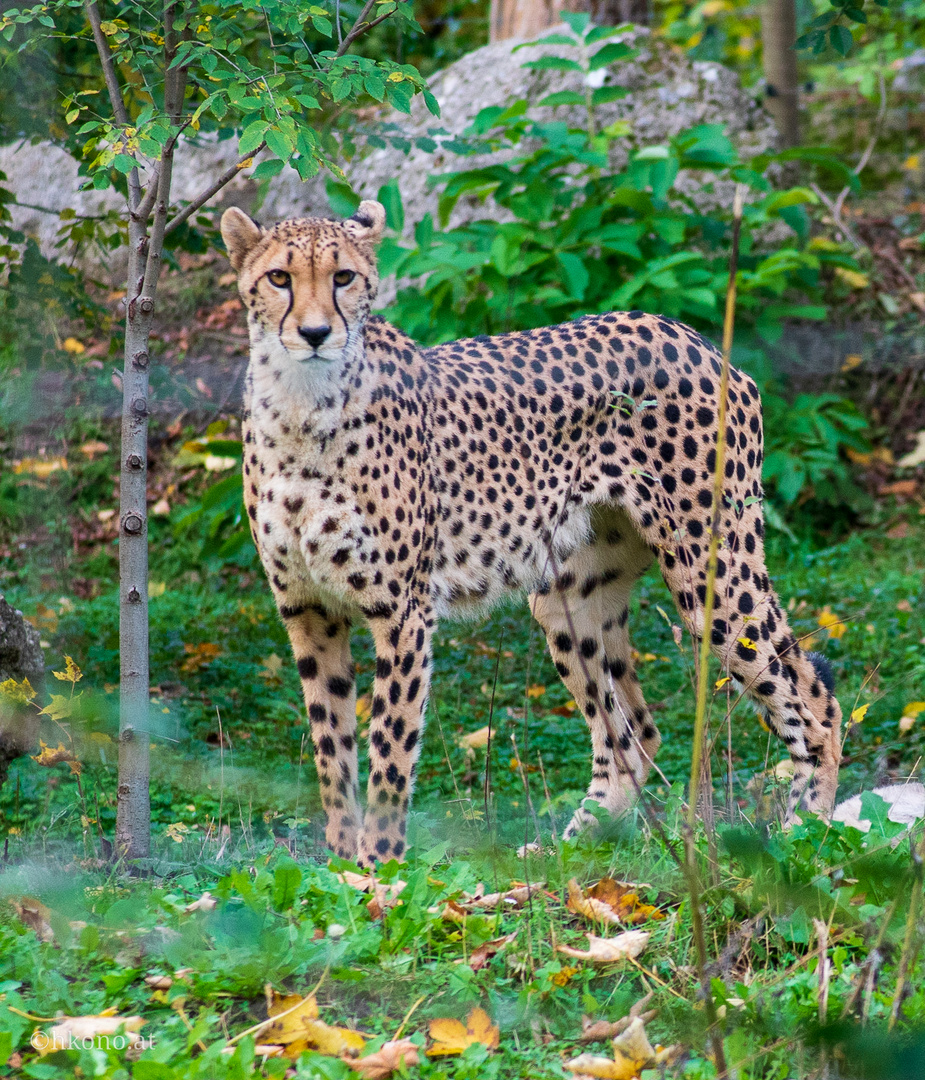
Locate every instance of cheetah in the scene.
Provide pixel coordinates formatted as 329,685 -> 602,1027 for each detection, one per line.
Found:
220,201 -> 843,866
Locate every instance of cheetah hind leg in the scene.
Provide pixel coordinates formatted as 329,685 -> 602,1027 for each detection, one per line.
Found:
531,510 -> 658,840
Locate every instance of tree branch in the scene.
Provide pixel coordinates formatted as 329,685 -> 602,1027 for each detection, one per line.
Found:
335,0 -> 377,57
85,0 -> 143,211
164,143 -> 267,235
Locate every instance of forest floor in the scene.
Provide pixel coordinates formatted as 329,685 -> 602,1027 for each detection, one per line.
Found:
1,267 -> 924,1077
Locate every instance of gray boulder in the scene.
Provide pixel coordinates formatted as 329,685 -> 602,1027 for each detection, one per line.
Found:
0,26 -> 775,281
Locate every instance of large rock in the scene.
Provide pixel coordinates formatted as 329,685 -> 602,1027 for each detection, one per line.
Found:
0,26 -> 775,281
0,595 -> 44,789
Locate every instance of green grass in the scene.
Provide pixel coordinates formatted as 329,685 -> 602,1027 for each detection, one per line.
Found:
2,411 -> 925,1078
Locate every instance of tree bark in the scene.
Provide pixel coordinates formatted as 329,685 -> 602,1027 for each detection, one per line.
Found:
489,0 -> 648,43
760,0 -> 800,147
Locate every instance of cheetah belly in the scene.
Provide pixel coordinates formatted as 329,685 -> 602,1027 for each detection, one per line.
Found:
431,502 -> 592,620
255,471 -> 375,610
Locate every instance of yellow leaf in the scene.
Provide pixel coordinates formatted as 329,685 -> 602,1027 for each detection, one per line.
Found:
0,677 -> 36,705
62,336 -> 85,354
899,701 -> 925,733
459,725 -> 491,750
715,676 -> 730,690
566,1017 -> 677,1078
427,1006 -> 499,1056
262,990 -> 365,1060
736,637 -> 757,651
817,606 -> 847,639
850,703 -> 870,726
564,1052 -> 633,1078
566,878 -> 664,927
356,694 -> 373,722
52,656 -> 83,684
834,266 -> 869,290
387,71 -> 405,82
557,930 -> 650,963
904,154 -> 921,171
148,581 -> 166,599
32,741 -> 81,774
181,642 -> 222,672
841,354 -> 863,372
526,684 -> 546,698
13,456 -> 68,478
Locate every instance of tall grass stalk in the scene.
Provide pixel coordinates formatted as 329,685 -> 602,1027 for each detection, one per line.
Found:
683,183 -> 747,1079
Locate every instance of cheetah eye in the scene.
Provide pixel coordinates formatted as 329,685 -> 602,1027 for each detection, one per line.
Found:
267,269 -> 291,288
333,269 -> 356,287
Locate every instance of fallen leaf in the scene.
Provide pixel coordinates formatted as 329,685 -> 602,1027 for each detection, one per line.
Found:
817,606 -> 847,640
557,930 -> 650,963
526,684 -> 546,698
11,896 -> 55,942
145,974 -> 173,990
567,878 -> 664,926
148,581 -> 166,599
834,266 -> 869,290
549,700 -> 578,716
908,291 -> 925,311
262,989 -> 366,1060
151,498 -> 171,516
841,353 -> 863,372
62,336 -> 86,354
348,1038 -> 420,1078
185,892 -> 217,912
98,508 -> 116,522
79,440 -> 109,458
897,431 -> 925,468
579,993 -> 657,1043
40,1014 -> 146,1055
899,701 -> 925,734
468,932 -> 517,971
356,694 -> 373,723
566,1016 -> 677,1079
338,871 -> 407,918
887,522 -> 910,540
181,642 -> 222,672
880,480 -> 918,497
458,725 -> 491,751
13,456 -> 69,479
427,1006 -> 499,1056
897,599 -> 913,612
440,899 -> 470,924
459,883 -> 545,911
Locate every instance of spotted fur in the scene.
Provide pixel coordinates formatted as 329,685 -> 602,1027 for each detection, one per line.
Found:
221,201 -> 843,865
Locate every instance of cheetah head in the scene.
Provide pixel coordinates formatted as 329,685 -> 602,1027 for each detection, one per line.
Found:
220,201 -> 385,369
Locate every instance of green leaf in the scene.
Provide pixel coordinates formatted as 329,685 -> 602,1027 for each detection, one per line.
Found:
559,10 -> 590,34
557,252 -> 589,299
522,57 -> 584,72
252,158 -> 285,181
423,89 -> 440,117
272,861 -> 302,911
377,179 -> 404,232
326,179 -> 360,217
829,24 -> 854,55
311,14 -> 333,35
264,127 -> 293,161
591,85 -> 629,105
588,42 -> 635,69
112,153 -> 136,174
239,120 -> 268,156
538,90 -> 586,107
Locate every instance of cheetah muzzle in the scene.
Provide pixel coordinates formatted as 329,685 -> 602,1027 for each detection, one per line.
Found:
221,201 -> 843,866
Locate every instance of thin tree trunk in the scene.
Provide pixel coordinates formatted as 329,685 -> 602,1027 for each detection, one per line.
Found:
489,0 -> 648,43
761,0 -> 800,147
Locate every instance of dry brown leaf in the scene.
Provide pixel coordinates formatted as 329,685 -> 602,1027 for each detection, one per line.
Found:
79,440 -> 109,459
185,892 -> 217,912
557,930 -> 650,963
427,1006 -> 499,1056
338,871 -> 407,919
31,741 -> 82,775
467,932 -> 517,971
567,878 -> 664,926
579,994 -> 657,1044
40,1014 -> 146,1056
460,883 -> 545,911
566,1017 -> 677,1079
144,974 -> 173,990
881,480 -> 918,497
11,896 -> 54,942
440,899 -> 470,924
347,1038 -> 420,1078
887,522 -> 910,540
458,726 -> 491,751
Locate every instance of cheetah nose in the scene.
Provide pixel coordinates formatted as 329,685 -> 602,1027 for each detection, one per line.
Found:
298,324 -> 332,349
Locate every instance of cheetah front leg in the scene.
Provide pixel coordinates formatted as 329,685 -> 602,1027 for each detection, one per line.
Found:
357,599 -> 433,866
279,602 -> 361,859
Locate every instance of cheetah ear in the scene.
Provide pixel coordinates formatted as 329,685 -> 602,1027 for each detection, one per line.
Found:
343,200 -> 386,245
221,207 -> 263,271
